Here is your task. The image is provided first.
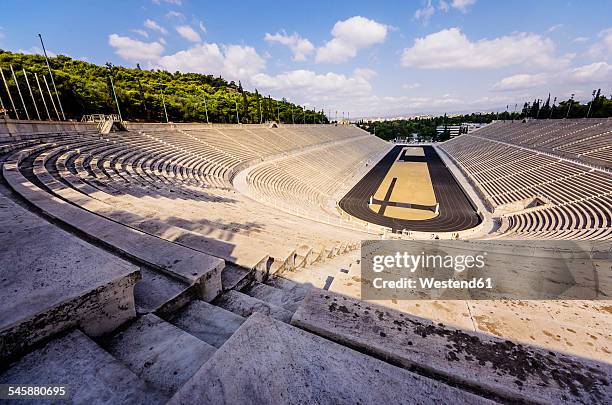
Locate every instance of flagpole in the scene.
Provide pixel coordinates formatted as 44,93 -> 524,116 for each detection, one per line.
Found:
0,68 -> 18,119
34,73 -> 51,120
38,33 -> 65,120
10,65 -> 30,120
43,75 -> 60,120
23,69 -> 41,120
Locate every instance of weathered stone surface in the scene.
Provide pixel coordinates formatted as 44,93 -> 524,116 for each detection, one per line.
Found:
105,314 -> 216,396
291,290 -> 612,404
169,300 -> 245,348
3,153 -> 224,301
245,282 -> 306,312
220,263 -> 253,291
0,329 -> 165,404
214,290 -> 293,322
134,267 -> 190,313
169,313 -> 492,405
0,194 -> 139,360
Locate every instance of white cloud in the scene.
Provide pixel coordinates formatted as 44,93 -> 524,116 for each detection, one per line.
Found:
492,73 -> 548,91
176,25 -> 201,43
252,69 -> 372,101
450,0 -> 476,12
546,24 -> 563,33
353,67 -> 377,80
587,28 -> 612,59
569,62 -> 612,83
264,31 -> 314,61
572,36 -> 589,44
199,21 -> 207,33
492,61 -> 612,92
157,43 -> 265,81
165,11 -> 185,19
402,83 -> 421,90
17,46 -> 59,57
415,1 -> 435,23
315,16 -> 388,64
144,19 -> 168,35
152,0 -> 182,5
108,34 -> 165,62
401,27 -> 566,69
438,0 -> 450,12
131,29 -> 149,38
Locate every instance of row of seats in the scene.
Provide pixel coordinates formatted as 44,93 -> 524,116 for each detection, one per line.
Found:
246,135 -> 389,219
465,119 -> 612,168
2,125 -> 376,272
440,121 -> 612,240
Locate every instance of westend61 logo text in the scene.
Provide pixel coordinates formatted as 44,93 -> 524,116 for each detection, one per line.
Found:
372,251 -> 487,273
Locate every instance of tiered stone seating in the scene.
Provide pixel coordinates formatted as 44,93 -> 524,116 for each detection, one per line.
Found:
2,124 -> 374,278
440,120 -> 612,239
245,134 -> 390,220
461,118 -> 612,169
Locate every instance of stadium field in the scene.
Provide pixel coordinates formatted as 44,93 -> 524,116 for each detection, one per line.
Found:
339,145 -> 480,232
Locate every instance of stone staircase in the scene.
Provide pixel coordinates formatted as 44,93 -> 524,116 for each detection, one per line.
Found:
4,258 -> 611,404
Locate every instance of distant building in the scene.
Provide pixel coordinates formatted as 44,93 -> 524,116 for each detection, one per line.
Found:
436,122 -> 487,138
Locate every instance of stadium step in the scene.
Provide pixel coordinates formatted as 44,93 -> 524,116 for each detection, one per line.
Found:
168,299 -> 245,348
3,146 -> 225,302
134,266 -> 192,314
220,263 -> 254,291
243,281 -> 307,313
214,290 -> 293,323
168,312 -> 489,404
291,289 -> 612,404
0,192 -> 140,361
104,313 -> 217,397
0,329 -> 166,404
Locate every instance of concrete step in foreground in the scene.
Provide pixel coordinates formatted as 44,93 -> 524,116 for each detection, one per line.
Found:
104,313 -> 217,397
168,300 -> 245,348
0,193 -> 139,361
265,275 -> 313,297
244,282 -> 307,313
214,290 -> 293,323
220,263 -> 253,292
0,329 -> 166,404
168,312 -> 492,405
291,290 -> 612,404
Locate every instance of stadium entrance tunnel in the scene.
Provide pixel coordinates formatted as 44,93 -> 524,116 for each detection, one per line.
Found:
339,145 -> 481,232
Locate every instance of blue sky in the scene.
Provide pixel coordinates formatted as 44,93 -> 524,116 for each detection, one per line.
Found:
1,0 -> 612,117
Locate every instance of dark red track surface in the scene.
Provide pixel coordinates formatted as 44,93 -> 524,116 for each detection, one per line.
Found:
339,145 -> 480,232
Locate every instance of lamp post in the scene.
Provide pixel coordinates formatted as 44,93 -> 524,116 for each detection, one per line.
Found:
549,97 -> 556,119
158,82 -> 168,123
106,64 -> 122,122
203,95 -> 209,124
586,90 -> 596,118
566,93 -> 575,118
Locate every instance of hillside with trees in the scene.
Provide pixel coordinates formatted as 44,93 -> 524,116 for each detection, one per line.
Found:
0,50 -> 328,124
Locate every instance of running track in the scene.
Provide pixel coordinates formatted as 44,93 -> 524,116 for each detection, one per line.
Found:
339,145 -> 480,232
